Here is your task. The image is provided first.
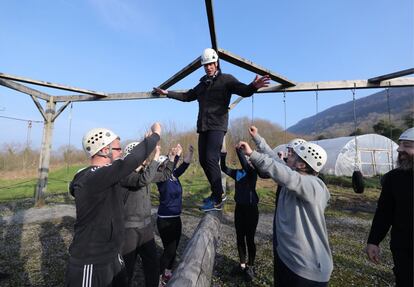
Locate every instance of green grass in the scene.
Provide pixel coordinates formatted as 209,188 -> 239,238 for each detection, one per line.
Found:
0,165 -> 85,202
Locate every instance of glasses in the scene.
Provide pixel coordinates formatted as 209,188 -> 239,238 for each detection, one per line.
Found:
111,148 -> 122,151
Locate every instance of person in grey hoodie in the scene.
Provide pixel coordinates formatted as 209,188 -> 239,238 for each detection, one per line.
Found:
121,143 -> 178,287
237,138 -> 333,287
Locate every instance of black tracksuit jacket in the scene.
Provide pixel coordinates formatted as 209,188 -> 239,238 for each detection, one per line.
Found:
168,71 -> 257,133
68,134 -> 159,264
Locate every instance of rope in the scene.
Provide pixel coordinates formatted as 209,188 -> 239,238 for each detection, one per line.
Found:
351,83 -> 359,170
315,85 -> 319,143
386,85 -> 395,169
251,95 -> 254,125
66,103 -> 73,173
283,90 -> 287,144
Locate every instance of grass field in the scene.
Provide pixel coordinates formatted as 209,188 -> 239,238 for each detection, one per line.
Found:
0,165 -> 395,286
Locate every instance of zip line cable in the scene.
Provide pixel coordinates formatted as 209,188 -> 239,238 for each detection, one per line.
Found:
0,115 -> 43,123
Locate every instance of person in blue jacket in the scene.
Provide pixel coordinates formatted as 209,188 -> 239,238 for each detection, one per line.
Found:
220,142 -> 260,282
156,144 -> 194,286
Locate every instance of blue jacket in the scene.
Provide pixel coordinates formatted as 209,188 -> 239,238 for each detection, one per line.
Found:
157,156 -> 190,217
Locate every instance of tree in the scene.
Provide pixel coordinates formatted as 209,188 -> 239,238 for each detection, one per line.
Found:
372,120 -> 402,141
349,128 -> 363,136
403,113 -> 414,128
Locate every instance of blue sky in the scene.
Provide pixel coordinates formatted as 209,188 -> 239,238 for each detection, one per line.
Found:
0,0 -> 413,149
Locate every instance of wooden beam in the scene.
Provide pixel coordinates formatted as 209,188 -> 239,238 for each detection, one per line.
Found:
205,0 -> 218,50
52,101 -> 71,122
228,96 -> 244,110
157,57 -> 202,90
168,211 -> 222,287
29,95 -> 47,121
0,78 -> 50,101
218,48 -> 295,86
258,77 -> 414,93
368,68 -> 414,83
53,91 -> 169,102
0,72 -> 107,97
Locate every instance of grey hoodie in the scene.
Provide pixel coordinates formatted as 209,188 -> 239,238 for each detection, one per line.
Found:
249,150 -> 333,282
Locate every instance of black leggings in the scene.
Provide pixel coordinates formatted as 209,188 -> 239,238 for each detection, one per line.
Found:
198,130 -> 225,203
235,204 -> 259,266
157,217 -> 182,274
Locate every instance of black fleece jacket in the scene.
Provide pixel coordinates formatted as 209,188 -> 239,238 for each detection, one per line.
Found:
68,133 -> 159,264
168,71 -> 257,133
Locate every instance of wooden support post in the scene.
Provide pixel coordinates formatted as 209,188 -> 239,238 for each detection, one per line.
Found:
34,98 -> 56,206
168,211 -> 222,287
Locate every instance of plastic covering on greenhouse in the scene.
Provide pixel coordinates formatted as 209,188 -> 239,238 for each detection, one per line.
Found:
273,134 -> 398,177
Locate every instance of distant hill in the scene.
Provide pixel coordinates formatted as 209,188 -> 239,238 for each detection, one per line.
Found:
287,87 -> 414,138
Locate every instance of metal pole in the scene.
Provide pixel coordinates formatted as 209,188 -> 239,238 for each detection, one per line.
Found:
34,97 -> 56,206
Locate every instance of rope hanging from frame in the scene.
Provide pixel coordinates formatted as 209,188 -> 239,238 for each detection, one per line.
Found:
351,83 -> 364,194
386,85 -> 395,169
283,90 -> 287,144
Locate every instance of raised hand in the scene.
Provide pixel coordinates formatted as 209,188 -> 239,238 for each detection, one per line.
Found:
152,87 -> 168,96
154,145 -> 161,161
238,141 -> 253,156
176,144 -> 183,157
249,126 -> 258,138
151,122 -> 161,136
252,75 -> 270,89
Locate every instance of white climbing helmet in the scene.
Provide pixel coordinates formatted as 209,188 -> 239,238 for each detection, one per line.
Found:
293,142 -> 327,172
82,128 -> 119,158
399,127 -> 414,142
201,48 -> 219,65
287,138 -> 306,149
157,155 -> 168,164
124,141 -> 140,157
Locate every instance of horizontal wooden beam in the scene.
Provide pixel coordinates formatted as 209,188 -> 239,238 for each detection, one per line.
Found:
157,57 -> 202,90
0,72 -> 107,97
368,68 -> 414,83
168,211 -> 222,287
0,78 -> 50,101
217,48 -> 295,86
53,91 -> 167,102
53,77 -> 414,102
258,77 -> 414,93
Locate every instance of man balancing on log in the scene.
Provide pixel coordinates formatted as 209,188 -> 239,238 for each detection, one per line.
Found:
153,48 -> 270,211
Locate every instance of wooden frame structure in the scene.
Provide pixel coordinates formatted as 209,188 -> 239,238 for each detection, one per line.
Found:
0,1 -> 413,284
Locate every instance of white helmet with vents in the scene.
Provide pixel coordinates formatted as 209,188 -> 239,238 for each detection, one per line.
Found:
399,127 -> 414,142
124,141 -> 140,156
287,138 -> 306,149
157,155 -> 168,164
82,128 -> 119,158
201,48 -> 219,65
293,142 -> 327,172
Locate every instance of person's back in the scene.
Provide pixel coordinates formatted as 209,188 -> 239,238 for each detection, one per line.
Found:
65,125 -> 160,287
238,139 -> 333,286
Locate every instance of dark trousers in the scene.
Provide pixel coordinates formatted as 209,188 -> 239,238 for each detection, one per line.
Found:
274,253 -> 328,287
235,204 -> 259,266
65,254 -> 127,287
198,130 -> 225,203
157,217 -> 182,274
122,228 -> 159,287
392,248 -> 413,287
